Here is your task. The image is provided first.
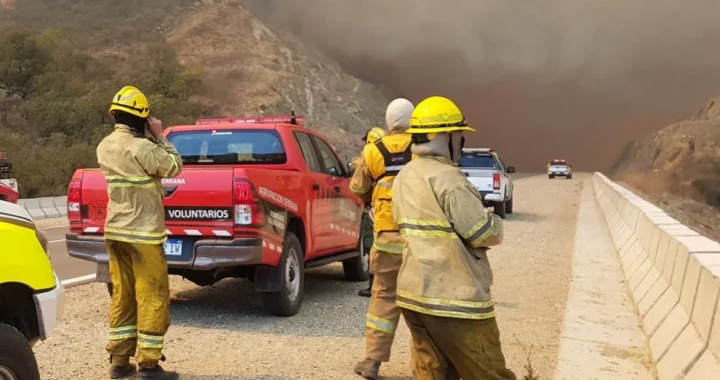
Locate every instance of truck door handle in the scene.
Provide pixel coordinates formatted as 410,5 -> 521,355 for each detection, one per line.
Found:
334,186 -> 341,192
312,183 -> 320,190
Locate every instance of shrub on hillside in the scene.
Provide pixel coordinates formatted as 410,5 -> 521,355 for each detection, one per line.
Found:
0,25 -> 216,197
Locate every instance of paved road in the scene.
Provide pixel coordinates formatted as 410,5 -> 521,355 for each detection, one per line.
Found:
43,225 -> 96,281
46,173 -> 544,282
37,172 -> 597,379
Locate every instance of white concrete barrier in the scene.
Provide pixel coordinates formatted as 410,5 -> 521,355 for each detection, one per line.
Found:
592,172 -> 720,379
17,196 -> 67,220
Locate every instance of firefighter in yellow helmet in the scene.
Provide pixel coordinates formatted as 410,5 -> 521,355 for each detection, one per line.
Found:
354,126 -> 386,298
98,85 -> 182,379
392,96 -> 516,380
350,98 -> 416,379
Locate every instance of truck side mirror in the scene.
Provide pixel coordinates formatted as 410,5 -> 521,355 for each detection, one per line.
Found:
507,166 -> 516,173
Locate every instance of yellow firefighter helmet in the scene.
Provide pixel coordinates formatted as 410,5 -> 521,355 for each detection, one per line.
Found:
407,96 -> 475,135
362,127 -> 387,144
108,85 -> 151,118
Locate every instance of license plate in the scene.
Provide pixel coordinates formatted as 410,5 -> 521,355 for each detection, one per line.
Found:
163,239 -> 183,256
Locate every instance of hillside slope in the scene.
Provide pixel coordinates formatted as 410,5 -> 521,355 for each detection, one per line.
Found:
2,0 -> 390,156
611,98 -> 720,240
165,2 -> 391,158
0,0 -> 391,197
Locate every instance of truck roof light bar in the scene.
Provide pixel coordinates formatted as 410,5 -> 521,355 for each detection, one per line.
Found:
196,111 -> 306,126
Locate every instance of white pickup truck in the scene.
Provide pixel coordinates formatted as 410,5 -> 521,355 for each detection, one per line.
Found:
458,148 -> 515,218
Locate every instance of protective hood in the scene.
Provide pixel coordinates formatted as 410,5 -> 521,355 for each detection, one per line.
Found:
411,131 -> 465,164
385,98 -> 414,133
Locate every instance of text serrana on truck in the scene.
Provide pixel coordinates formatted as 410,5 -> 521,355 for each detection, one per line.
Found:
66,115 -> 368,316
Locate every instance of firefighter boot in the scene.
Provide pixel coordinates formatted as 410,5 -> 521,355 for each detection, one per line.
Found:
358,274 -> 374,298
136,365 -> 179,380
353,358 -> 381,379
109,364 -> 135,379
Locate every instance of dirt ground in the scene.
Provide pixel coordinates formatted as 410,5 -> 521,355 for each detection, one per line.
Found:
34,174 -> 586,379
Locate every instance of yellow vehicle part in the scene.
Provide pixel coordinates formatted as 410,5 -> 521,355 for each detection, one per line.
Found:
0,221 -> 56,291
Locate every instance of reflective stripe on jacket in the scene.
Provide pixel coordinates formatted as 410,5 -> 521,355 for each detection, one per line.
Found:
349,132 -> 415,254
97,125 -> 183,245
392,155 -> 504,319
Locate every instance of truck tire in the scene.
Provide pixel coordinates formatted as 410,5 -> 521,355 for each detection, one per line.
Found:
106,283 -> 113,297
549,175 -> 554,179
261,232 -> 305,317
493,201 -> 507,219
0,323 -> 41,380
506,196 -> 514,214
567,174 -> 573,179
343,214 -> 371,282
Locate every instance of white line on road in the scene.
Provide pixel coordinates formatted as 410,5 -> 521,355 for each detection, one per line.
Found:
60,274 -> 97,287
49,239 -> 66,244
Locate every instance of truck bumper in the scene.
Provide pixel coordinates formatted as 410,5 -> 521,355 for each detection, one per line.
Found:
66,233 -> 265,283
32,272 -> 65,344
479,191 -> 504,204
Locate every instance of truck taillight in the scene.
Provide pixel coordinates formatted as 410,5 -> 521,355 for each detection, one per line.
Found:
493,173 -> 500,190
233,180 -> 264,226
67,179 -> 82,222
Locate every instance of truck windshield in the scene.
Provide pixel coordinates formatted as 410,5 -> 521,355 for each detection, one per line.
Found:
551,162 -> 568,167
167,130 -> 287,164
458,154 -> 499,169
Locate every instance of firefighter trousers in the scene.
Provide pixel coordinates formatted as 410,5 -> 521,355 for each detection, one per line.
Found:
364,247 -> 403,362
106,240 -> 171,368
401,309 -> 517,380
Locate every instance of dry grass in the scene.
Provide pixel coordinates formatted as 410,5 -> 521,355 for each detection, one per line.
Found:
515,338 -> 540,380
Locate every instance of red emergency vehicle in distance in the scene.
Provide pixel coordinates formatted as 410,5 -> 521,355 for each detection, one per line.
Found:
65,114 -> 367,316
0,151 -> 18,203
548,158 -> 573,179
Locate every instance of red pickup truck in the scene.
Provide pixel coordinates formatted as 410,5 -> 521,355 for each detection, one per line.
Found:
65,115 -> 368,316
0,182 -> 18,204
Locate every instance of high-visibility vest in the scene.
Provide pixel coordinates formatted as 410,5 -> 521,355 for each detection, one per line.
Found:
362,133 -> 414,234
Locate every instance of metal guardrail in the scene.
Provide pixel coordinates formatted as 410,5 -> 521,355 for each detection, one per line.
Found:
17,196 -> 67,220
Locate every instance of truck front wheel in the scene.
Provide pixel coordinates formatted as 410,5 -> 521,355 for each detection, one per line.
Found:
343,214 -> 371,282
0,323 -> 41,380
261,232 -> 305,317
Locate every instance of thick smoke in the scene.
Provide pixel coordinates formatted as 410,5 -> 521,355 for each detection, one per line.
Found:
242,0 -> 720,170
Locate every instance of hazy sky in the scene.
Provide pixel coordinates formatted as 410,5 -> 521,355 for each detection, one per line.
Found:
242,0 -> 720,170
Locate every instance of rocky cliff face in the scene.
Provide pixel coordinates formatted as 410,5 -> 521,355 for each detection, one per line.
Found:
611,98 -> 720,207
611,98 -> 720,240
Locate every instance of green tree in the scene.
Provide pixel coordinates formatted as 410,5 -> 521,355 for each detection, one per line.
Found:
0,26 -> 51,98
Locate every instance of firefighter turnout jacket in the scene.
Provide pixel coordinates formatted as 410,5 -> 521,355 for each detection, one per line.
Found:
97,124 -> 183,245
350,132 -> 416,254
392,155 -> 504,320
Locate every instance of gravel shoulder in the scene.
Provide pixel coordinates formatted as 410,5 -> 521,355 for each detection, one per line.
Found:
34,174 -> 586,380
